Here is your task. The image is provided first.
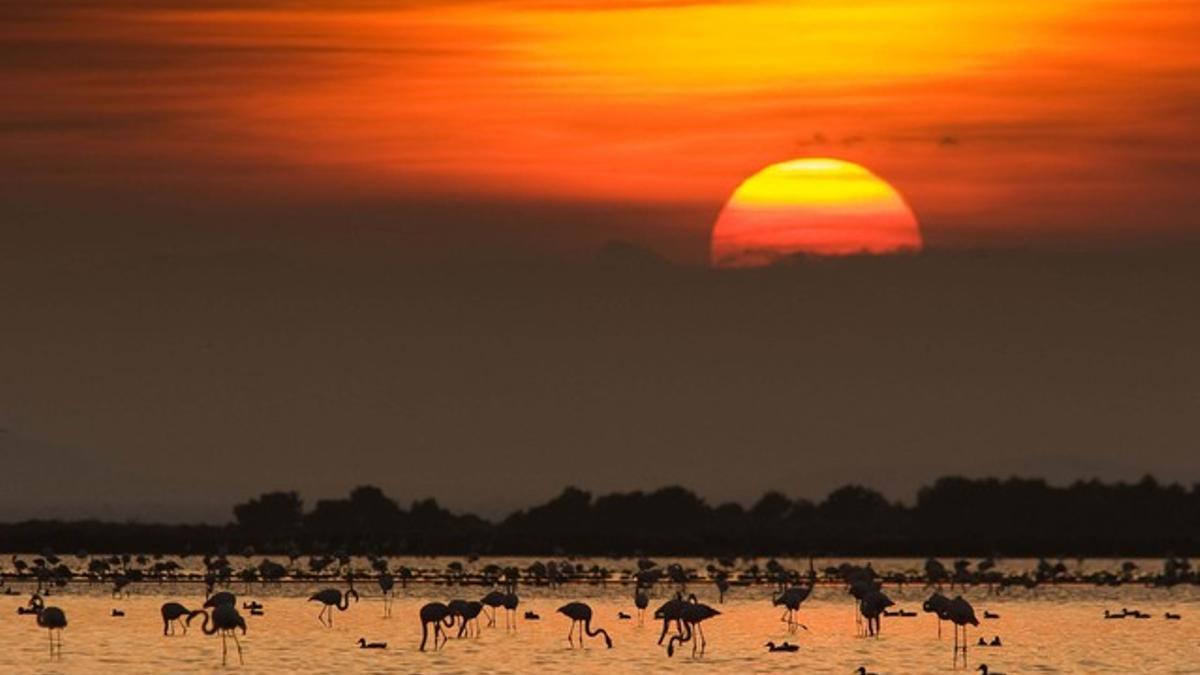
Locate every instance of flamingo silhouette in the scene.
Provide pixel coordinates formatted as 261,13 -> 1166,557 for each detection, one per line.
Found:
634,587 -> 650,625
501,592 -> 520,630
27,595 -> 67,656
454,601 -> 484,638
652,590 -> 691,643
558,602 -> 612,648
481,590 -> 506,627
418,602 -> 455,651
860,589 -> 895,637
309,588 -> 359,627
666,601 -> 720,657
924,592 -> 951,638
161,602 -> 192,636
378,573 -> 395,619
205,591 -> 237,609
947,595 -> 979,667
773,585 -> 812,632
187,605 -> 246,666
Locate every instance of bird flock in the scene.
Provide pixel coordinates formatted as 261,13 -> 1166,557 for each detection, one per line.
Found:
3,553 -> 1192,670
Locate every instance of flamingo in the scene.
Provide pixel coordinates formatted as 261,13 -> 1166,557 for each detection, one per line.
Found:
161,602 -> 191,635
634,586 -> 650,625
27,595 -> 67,656
557,602 -> 612,648
418,602 -> 455,651
481,590 -> 506,627
501,592 -> 520,630
924,592 -> 951,638
946,595 -> 979,667
205,591 -> 236,609
357,637 -> 387,649
860,589 -> 894,637
378,573 -> 395,619
309,588 -> 359,627
454,601 -> 484,638
666,601 -> 719,657
654,593 -> 689,644
187,605 -> 246,666
773,585 -> 812,632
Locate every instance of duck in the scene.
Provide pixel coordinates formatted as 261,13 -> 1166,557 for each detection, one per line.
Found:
1104,610 -> 1124,619
855,667 -> 879,675
524,610 -> 540,620
112,609 -> 125,617
977,665 -> 1005,675
618,611 -> 632,620
983,610 -> 1000,619
990,636 -> 1002,647
765,641 -> 799,652
242,601 -> 264,611
977,637 -> 988,646
250,607 -> 264,617
1165,612 -> 1182,620
357,637 -> 387,649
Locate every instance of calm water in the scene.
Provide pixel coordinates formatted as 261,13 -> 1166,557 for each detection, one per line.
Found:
3,558 -> 1198,673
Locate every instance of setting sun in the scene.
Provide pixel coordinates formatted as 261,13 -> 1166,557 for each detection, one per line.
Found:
710,158 -> 923,267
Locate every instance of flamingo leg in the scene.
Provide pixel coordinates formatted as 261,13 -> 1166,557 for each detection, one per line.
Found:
221,632 -> 228,666
233,631 -> 244,664
567,620 -> 575,647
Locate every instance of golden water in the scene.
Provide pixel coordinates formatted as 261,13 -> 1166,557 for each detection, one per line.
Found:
3,559 -> 1198,673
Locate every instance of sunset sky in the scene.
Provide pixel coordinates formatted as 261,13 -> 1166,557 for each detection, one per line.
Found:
3,1 -> 1200,521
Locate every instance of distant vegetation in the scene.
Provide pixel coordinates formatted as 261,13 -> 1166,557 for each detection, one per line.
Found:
2,476 -> 1198,556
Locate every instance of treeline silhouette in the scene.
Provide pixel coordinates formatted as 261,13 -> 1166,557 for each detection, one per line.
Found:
2,476 -> 1199,556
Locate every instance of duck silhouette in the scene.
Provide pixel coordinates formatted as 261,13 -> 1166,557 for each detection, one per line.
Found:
357,637 -> 387,649
765,640 -> 799,652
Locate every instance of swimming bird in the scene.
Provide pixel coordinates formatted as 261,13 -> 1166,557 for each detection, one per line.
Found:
990,636 -> 1002,646
1165,612 -> 1182,620
419,602 -> 455,651
523,610 -> 540,621
855,667 -> 879,675
558,602 -> 612,648
112,609 -> 125,617
773,585 -> 812,633
983,610 -> 1000,619
765,640 -> 799,652
978,637 -> 987,646
357,638 -> 387,649
1104,610 -> 1124,619
242,601 -> 263,611
667,601 -> 720,657
481,590 -> 506,627
161,602 -> 192,636
977,665 -> 1005,675
28,595 -> 67,656
309,588 -> 359,627
618,611 -> 632,620
188,605 -> 246,666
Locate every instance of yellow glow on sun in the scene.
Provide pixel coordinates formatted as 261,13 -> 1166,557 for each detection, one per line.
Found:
711,158 -> 922,268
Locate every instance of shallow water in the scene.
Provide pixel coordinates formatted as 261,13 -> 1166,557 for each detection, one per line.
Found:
3,558 -> 1198,673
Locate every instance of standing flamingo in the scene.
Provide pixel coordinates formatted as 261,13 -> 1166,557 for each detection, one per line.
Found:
481,590 -> 506,627
419,602 -> 455,651
309,588 -> 359,627
378,573 -> 395,619
28,595 -> 68,656
161,601 -> 192,636
666,601 -> 720,657
634,586 -> 650,625
860,589 -> 894,637
558,602 -> 613,648
773,585 -> 812,632
947,595 -> 979,667
501,592 -> 520,630
187,605 -> 246,666
654,593 -> 689,644
205,591 -> 237,609
924,592 -> 951,639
